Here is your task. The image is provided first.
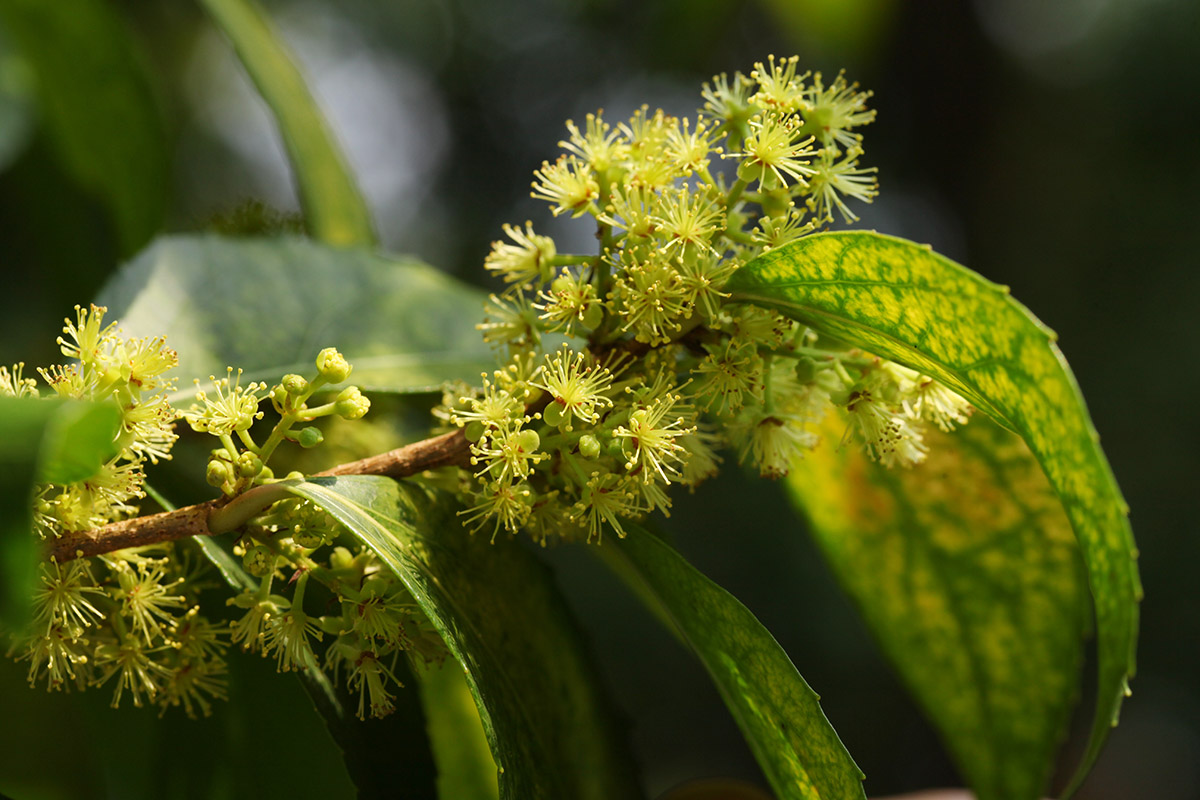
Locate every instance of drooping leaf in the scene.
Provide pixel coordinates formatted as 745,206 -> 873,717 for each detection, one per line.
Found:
788,415 -> 1087,800
199,0 -> 375,247
606,524 -> 866,800
0,396 -> 122,628
94,235 -> 494,399
726,231 -> 1139,794
279,475 -> 643,800
0,0 -> 167,254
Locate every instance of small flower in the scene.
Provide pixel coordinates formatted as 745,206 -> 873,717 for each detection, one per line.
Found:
346,648 -> 401,720
120,393 -> 178,464
599,184 -> 658,241
752,205 -> 816,250
701,72 -> 754,136
610,254 -> 690,345
740,412 -> 819,478
185,368 -> 266,436
32,560 -> 105,633
0,362 -> 39,398
800,70 -> 876,152
108,559 -> 186,645
571,473 -> 640,542
750,54 -> 808,112
806,148 -> 879,223
450,374 -> 525,433
262,602 -> 322,672
531,155 -> 599,217
692,338 -> 764,416
732,112 -> 817,188
560,112 -> 627,174
161,656 -> 227,718
614,393 -> 695,484
651,185 -> 725,257
676,251 -> 737,323
22,623 -> 92,690
535,270 -> 603,333
477,293 -> 541,350
57,304 -> 119,368
678,427 -> 724,487
121,336 -> 178,393
316,347 -> 353,384
904,376 -> 972,432
665,117 -> 718,175
458,481 -> 534,541
470,423 -> 546,484
93,633 -> 170,708
532,346 -> 615,430
228,593 -> 285,653
484,221 -> 557,288
845,387 -> 928,468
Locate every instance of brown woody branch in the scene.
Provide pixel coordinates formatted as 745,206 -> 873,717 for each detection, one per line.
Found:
49,429 -> 471,563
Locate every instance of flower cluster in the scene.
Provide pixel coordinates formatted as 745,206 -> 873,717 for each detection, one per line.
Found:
440,57 -> 972,543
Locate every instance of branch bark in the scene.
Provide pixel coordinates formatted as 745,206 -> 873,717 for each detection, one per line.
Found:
48,429 -> 471,563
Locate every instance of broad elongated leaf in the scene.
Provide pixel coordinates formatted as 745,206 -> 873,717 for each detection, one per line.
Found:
199,0 -> 375,247
94,235 -> 493,398
788,416 -> 1087,800
726,231 -> 1140,794
0,0 -> 167,254
0,396 -> 122,627
280,475 -> 643,800
608,525 -> 865,800
415,659 -> 500,800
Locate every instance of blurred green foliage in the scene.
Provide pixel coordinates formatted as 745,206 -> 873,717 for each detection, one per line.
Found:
0,0 -> 1196,797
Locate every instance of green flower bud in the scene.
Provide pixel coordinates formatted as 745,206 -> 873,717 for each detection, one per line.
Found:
794,356 -> 818,384
578,434 -> 601,459
297,426 -> 324,448
282,373 -> 309,395
236,452 -> 263,479
334,386 -> 370,420
329,546 -> 355,571
292,526 -> 324,549
206,459 -> 231,488
316,347 -> 353,383
243,544 -> 274,577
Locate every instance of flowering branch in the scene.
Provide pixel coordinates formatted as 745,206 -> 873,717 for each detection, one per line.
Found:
48,429 -> 471,563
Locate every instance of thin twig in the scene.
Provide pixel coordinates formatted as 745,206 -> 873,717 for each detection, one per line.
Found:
48,429 -> 471,563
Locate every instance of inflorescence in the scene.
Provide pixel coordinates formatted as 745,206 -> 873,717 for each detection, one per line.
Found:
436,56 -> 972,544
4,57 -> 972,720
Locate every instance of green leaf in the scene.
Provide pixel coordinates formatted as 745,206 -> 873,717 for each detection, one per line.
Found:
726,231 -> 1140,794
0,396 -> 122,628
0,0 -> 167,254
788,415 -> 1087,800
606,525 -> 865,800
279,475 -> 643,800
198,0 -> 375,247
94,235 -> 494,399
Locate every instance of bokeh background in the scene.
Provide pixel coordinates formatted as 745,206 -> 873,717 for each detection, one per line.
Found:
1,0 -> 1197,797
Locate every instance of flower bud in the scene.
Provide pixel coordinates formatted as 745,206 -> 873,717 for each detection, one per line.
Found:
282,373 -> 309,395
297,426 -> 324,448
578,434 -> 601,459
292,526 -> 324,549
793,356 -> 818,384
334,386 -> 370,420
243,544 -> 275,577
206,459 -> 231,488
316,348 -> 352,383
236,452 -> 263,479
464,420 -> 486,442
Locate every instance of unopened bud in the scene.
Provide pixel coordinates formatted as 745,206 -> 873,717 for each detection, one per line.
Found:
316,348 -> 352,383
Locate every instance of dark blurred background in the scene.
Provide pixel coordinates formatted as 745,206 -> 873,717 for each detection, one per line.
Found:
0,0 -> 1196,798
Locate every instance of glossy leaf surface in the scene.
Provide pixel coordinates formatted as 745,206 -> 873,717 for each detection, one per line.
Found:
281,475 -> 643,800
726,231 -> 1139,793
788,416 -> 1087,800
609,525 -> 866,800
95,235 -> 493,399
